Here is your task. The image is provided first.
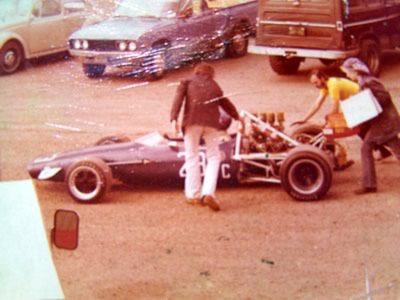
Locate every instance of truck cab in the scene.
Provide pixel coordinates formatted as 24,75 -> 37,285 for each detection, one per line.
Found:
251,0 -> 400,75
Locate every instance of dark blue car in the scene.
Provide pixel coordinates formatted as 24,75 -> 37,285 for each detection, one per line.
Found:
68,0 -> 257,79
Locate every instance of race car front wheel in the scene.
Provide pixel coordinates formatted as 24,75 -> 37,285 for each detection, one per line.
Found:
280,145 -> 332,201
66,158 -> 112,203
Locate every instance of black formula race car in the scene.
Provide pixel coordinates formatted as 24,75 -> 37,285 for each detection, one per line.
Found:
27,111 -> 335,203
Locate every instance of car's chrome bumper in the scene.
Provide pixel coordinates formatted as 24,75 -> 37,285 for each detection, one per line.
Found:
68,49 -> 150,66
248,43 -> 359,60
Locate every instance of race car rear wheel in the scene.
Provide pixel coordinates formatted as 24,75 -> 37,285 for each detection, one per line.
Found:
66,158 -> 112,203
280,145 -> 332,201
291,123 -> 343,168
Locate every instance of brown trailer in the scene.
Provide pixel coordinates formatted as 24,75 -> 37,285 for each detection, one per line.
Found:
250,0 -> 400,75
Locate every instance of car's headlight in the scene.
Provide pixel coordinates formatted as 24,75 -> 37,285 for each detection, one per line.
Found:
117,41 -> 136,51
118,41 -> 127,51
128,41 -> 137,51
82,40 -> 89,50
73,39 -> 81,49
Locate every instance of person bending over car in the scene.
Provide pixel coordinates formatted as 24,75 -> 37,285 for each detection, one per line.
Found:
170,63 -> 239,211
341,58 -> 400,195
292,69 -> 360,170
292,68 -> 360,126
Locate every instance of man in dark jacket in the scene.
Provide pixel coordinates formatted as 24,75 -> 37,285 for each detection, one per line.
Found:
170,63 -> 239,211
341,58 -> 400,195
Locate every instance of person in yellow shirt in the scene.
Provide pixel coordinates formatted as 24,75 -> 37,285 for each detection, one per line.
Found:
292,68 -> 391,170
292,69 -> 359,125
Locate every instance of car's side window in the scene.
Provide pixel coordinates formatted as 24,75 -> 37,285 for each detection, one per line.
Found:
32,1 -> 41,17
42,0 -> 61,17
179,1 -> 193,17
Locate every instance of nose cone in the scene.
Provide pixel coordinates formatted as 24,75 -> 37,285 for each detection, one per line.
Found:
26,161 -> 43,179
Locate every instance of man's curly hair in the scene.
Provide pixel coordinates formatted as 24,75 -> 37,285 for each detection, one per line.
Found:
194,63 -> 215,79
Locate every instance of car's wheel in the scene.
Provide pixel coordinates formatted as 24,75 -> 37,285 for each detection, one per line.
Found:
95,134 -> 131,146
145,45 -> 167,80
0,41 -> 23,75
280,145 -> 332,201
319,58 -> 335,66
359,39 -> 381,76
291,123 -> 324,144
269,56 -> 301,75
291,123 -> 346,168
226,23 -> 250,58
83,64 -> 106,78
66,158 -> 112,203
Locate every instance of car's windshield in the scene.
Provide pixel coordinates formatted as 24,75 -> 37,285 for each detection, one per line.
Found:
134,132 -> 167,146
0,0 -> 32,20
113,0 -> 180,19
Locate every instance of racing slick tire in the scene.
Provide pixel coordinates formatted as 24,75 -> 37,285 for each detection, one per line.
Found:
291,123 -> 349,170
280,145 -> 332,201
226,23 -> 250,58
95,134 -> 131,146
66,158 -> 112,203
0,40 -> 23,75
269,56 -> 301,75
83,64 -> 106,78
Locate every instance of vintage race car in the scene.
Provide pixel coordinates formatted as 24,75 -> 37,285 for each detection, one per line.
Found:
27,111 -> 336,203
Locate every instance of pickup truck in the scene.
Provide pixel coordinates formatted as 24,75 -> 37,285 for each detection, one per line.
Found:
250,0 -> 400,76
68,0 -> 257,79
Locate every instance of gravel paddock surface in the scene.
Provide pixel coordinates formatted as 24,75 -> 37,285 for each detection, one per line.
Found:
1,52 -> 400,299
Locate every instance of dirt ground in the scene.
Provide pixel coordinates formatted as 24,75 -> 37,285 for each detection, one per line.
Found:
1,52 -> 400,299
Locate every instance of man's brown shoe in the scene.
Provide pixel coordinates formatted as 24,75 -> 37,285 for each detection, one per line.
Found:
203,195 -> 220,211
186,197 -> 204,206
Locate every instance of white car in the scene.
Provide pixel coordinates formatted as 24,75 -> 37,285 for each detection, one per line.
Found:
0,0 -> 87,75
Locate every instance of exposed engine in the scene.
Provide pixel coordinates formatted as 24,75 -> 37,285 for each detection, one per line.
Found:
241,112 -> 291,154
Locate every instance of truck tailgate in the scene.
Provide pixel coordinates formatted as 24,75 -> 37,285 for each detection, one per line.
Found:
256,0 -> 342,50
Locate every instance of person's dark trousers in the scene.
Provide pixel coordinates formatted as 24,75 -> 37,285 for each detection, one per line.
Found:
358,125 -> 392,160
361,135 -> 400,189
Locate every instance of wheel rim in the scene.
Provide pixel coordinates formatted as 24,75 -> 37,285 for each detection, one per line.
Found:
3,48 -> 20,72
68,166 -> 102,201
288,159 -> 324,195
